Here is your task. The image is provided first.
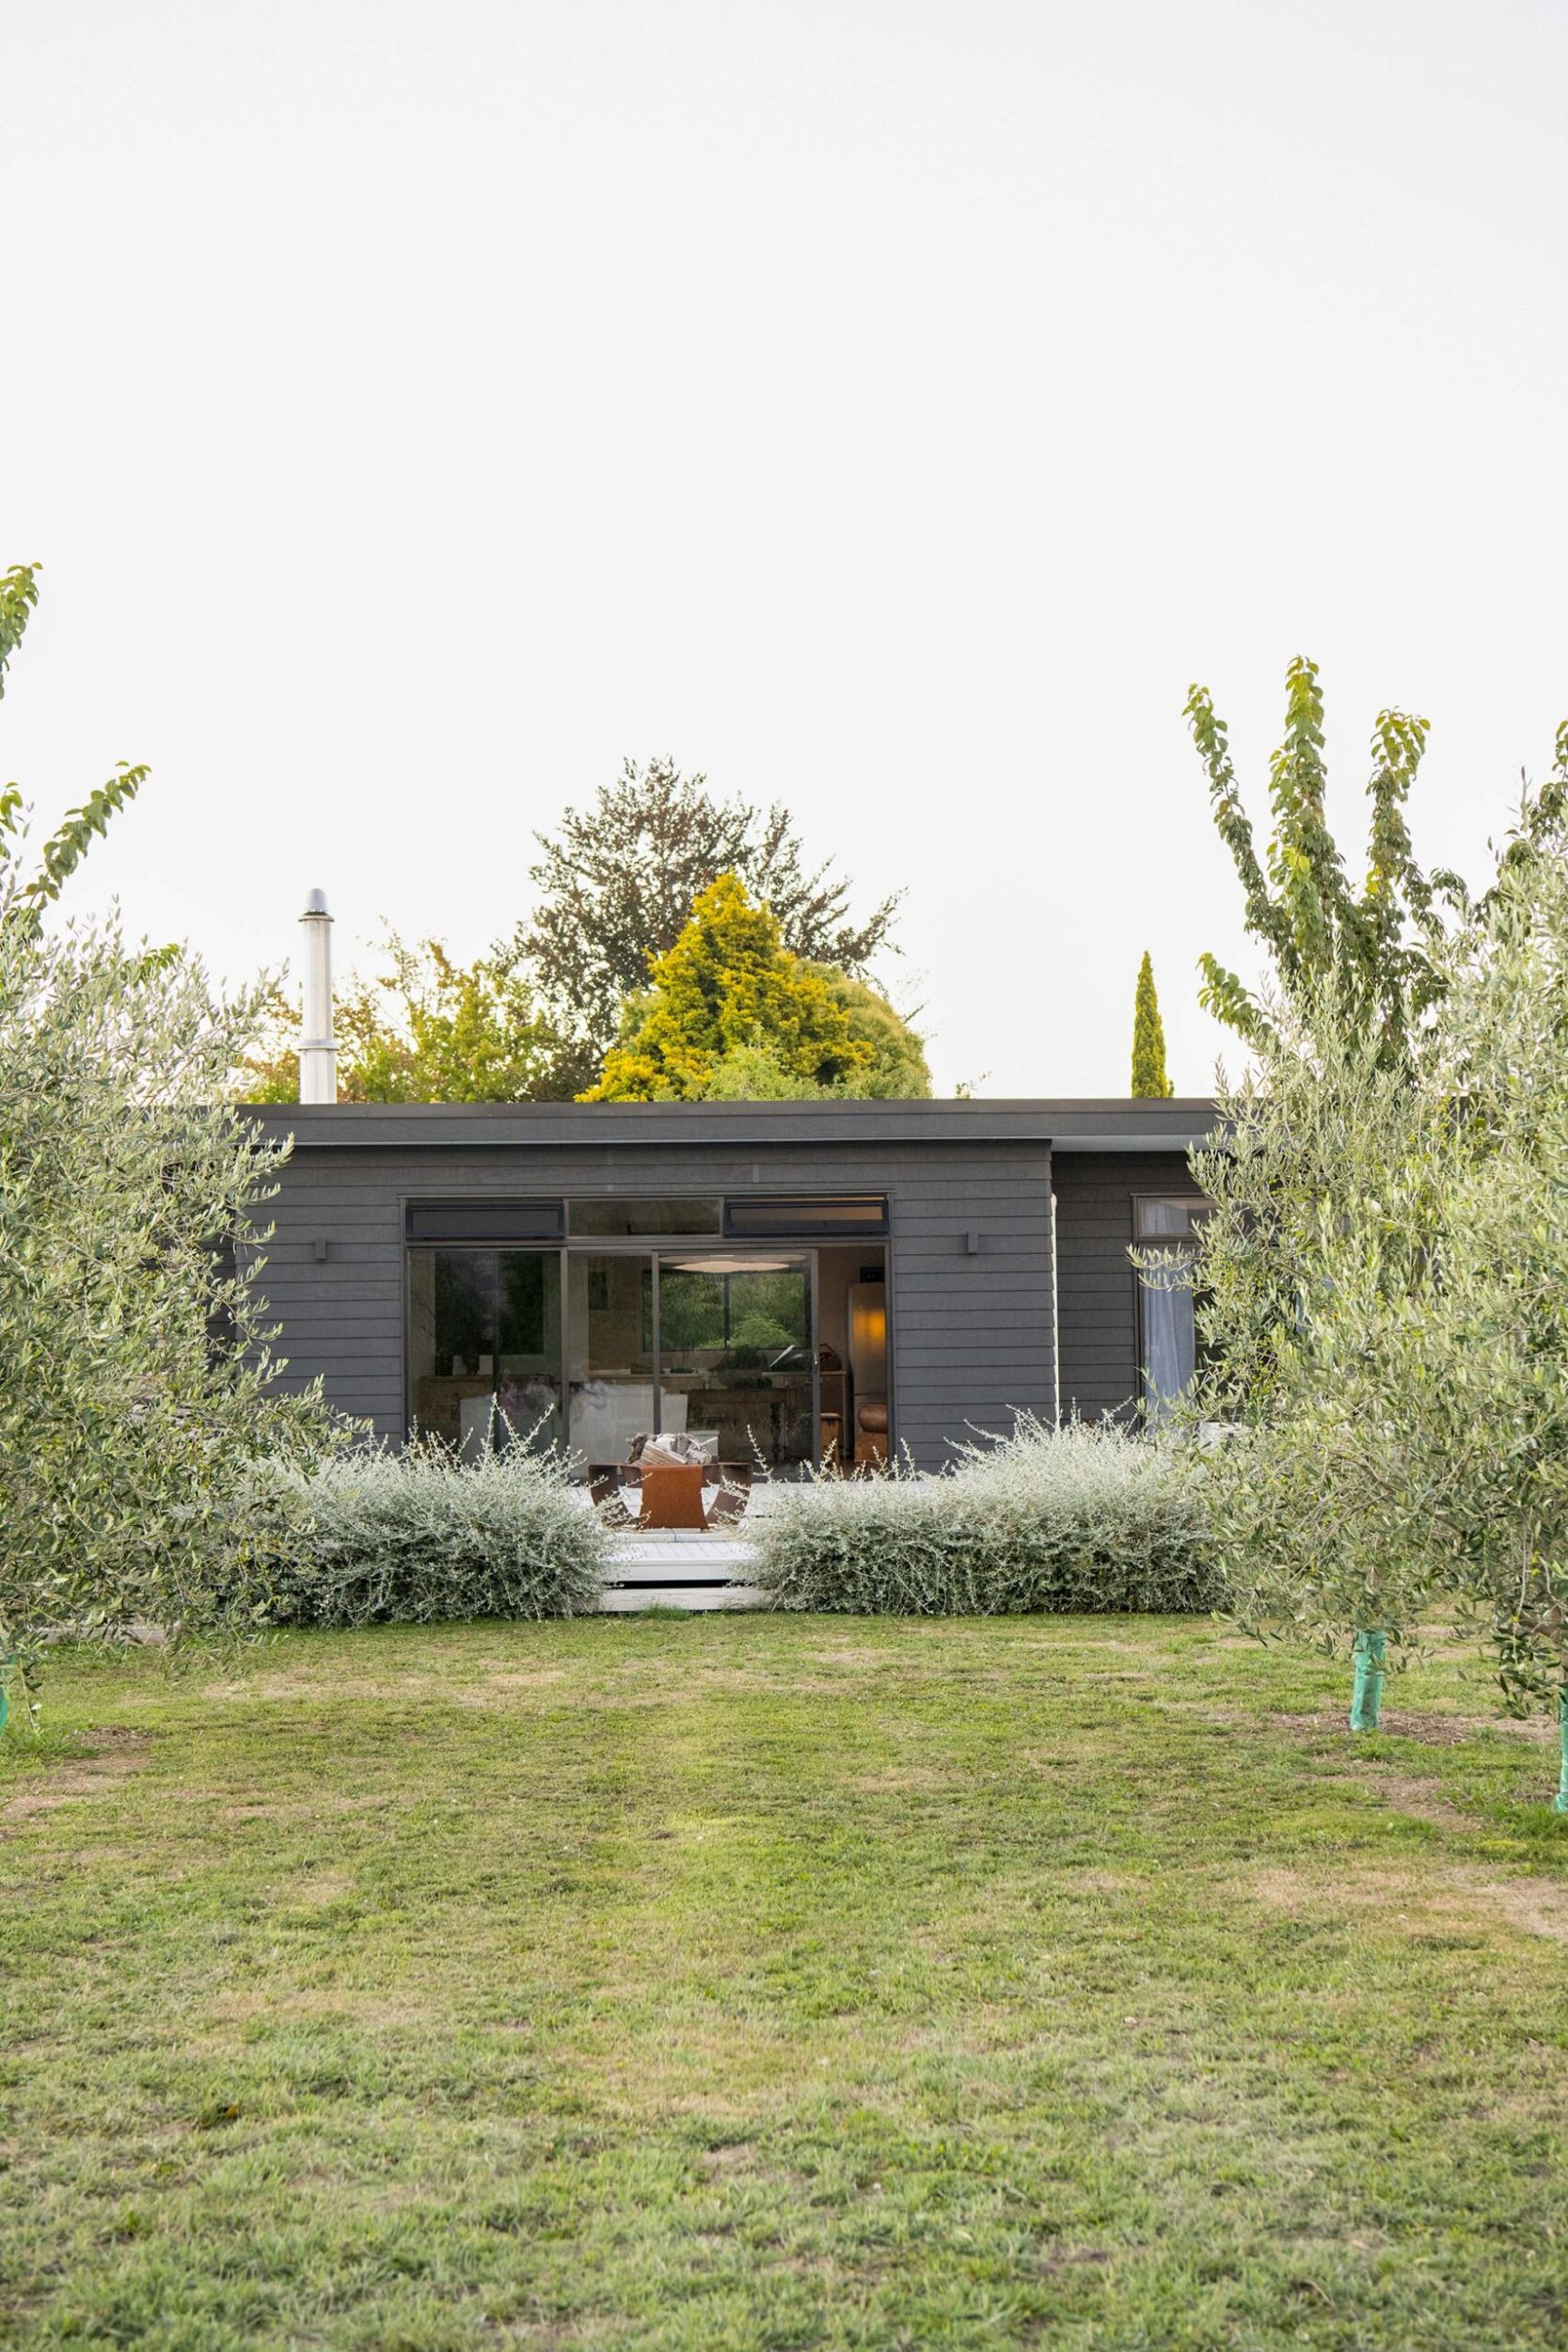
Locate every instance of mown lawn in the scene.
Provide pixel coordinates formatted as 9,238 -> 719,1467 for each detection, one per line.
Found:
4,1615 -> 1567,2352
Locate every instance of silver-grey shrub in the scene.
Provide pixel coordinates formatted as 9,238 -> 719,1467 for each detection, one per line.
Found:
752,1415 -> 1215,1615
266,1444 -> 609,1628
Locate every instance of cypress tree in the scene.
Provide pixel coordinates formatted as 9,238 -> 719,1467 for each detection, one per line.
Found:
1131,951 -> 1174,1097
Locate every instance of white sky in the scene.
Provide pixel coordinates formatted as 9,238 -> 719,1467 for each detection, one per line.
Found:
4,0 -> 1565,1096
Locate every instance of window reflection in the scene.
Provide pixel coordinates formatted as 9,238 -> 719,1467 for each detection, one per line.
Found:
657,1257 -> 813,1470
408,1248 -> 562,1455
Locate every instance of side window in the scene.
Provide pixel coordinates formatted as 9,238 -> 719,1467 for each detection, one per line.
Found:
1133,1197 -> 1211,1421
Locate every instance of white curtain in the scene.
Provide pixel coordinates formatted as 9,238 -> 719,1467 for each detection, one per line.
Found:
1141,1271 -> 1196,1422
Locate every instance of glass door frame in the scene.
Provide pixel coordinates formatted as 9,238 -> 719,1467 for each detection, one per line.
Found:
571,1239 -> 820,1470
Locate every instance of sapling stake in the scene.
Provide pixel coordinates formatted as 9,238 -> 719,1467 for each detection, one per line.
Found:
1350,1629 -> 1386,1731
1556,1687 -> 1568,1816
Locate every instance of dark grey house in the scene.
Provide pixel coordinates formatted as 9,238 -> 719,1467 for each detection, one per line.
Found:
247,1098 -> 1216,1472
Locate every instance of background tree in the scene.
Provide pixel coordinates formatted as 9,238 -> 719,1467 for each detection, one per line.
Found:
581,874 -> 876,1102
696,968 -> 933,1102
511,757 -> 902,1094
1130,951 -> 1174,1097
0,564 -> 334,1720
804,965 -> 930,1099
242,934 -> 560,1104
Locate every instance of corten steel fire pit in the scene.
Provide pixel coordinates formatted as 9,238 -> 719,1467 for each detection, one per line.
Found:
588,1461 -> 753,1532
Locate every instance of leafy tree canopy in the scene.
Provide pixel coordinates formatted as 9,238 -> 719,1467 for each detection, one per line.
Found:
1189,658 -> 1439,1065
511,756 -> 902,1095
805,964 -> 931,1099
241,935 -> 562,1104
1131,950 -> 1173,1097
581,873 -> 893,1103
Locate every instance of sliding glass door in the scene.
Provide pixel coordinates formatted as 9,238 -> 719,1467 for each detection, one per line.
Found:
657,1254 -> 814,1471
409,1238 -> 819,1472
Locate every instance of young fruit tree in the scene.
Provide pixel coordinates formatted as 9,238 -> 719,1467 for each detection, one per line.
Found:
0,564 -> 337,1723
1407,821 -> 1568,1803
1188,655 -> 1567,1067
1178,988 -> 1475,1726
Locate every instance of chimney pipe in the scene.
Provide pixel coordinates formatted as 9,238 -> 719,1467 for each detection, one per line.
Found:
298,889 -> 337,1104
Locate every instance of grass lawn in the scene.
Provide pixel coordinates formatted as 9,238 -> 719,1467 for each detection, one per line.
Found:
4,1615 -> 1568,2351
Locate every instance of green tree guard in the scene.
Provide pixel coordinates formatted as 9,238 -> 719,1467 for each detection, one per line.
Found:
1131,951 -> 1175,1098
1350,1629 -> 1386,1730
1556,1687 -> 1568,1815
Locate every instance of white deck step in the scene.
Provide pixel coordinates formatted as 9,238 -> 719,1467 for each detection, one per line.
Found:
607,1533 -> 755,1568
597,1581 -> 768,1612
598,1525 -> 765,1609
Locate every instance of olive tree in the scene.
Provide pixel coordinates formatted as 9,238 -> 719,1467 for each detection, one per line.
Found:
0,564 -> 336,1721
1183,726 -> 1568,1794
1411,825 -> 1568,1798
1180,992 -> 1474,1725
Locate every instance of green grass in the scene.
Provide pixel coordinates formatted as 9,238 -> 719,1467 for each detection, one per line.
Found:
4,1615 -> 1568,2351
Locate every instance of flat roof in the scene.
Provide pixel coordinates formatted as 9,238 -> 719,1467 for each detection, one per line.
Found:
245,1098 -> 1221,1152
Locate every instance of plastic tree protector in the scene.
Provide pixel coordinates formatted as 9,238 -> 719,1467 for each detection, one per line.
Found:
1350,1629 -> 1386,1731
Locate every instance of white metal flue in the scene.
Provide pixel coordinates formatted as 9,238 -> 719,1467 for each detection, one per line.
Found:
298,889 -> 337,1104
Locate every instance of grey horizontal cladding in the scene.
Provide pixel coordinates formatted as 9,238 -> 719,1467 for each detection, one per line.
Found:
894,1221 -> 1054,1243
255,1258 -> 402,1281
257,1283 -> 399,1310
897,1304 -> 1053,1327
1053,1148 -> 1205,1419
263,1323 -> 403,1347
261,1331 -> 397,1359
897,1321 -> 1053,1346
895,1285 -> 1047,1309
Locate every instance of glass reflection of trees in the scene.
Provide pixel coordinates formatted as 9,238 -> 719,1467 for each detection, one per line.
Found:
658,1267 -> 809,1368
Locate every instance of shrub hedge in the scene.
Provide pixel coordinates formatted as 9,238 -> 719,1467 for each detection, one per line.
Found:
752,1415 -> 1216,1615
265,1444 -> 608,1628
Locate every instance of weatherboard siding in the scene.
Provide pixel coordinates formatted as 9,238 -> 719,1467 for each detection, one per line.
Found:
250,1136 -> 1057,1469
